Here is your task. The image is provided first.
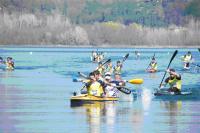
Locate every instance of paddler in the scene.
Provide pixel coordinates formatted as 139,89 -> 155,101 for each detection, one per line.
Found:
84,72 -> 105,97
105,60 -> 113,74
104,72 -> 119,97
94,70 -> 106,96
6,57 -> 15,70
135,51 -> 140,59
182,51 -> 192,69
0,57 -> 4,64
91,51 -> 97,62
147,57 -> 157,72
113,60 -> 122,74
96,62 -> 105,75
163,69 -> 182,94
99,52 -> 104,62
113,73 -> 126,86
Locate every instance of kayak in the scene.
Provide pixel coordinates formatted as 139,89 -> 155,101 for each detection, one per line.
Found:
70,94 -> 118,107
183,66 -> 190,70
154,90 -> 192,96
147,69 -> 157,73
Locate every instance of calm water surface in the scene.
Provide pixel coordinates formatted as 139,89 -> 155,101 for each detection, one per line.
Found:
0,48 -> 200,133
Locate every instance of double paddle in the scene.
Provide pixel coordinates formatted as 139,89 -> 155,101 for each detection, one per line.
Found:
74,53 -> 144,95
159,50 -> 178,89
73,77 -> 143,95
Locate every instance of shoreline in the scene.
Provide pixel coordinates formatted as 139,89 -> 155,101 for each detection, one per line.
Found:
0,44 -> 199,48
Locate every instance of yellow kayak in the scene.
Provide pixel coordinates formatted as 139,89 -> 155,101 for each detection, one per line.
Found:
70,94 -> 118,106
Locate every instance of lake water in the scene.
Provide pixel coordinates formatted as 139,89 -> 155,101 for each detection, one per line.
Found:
0,47 -> 199,133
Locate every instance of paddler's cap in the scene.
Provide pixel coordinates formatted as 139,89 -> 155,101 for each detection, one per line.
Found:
105,75 -> 111,80
105,72 -> 111,76
169,69 -> 175,72
117,60 -> 120,63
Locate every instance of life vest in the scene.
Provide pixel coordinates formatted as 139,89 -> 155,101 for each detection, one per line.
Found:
6,61 -> 14,70
114,66 -> 122,74
97,67 -> 105,75
150,62 -> 157,70
105,66 -> 113,74
183,54 -> 192,62
168,77 -> 182,90
87,81 -> 104,97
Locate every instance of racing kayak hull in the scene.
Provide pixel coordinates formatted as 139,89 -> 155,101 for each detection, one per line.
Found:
147,69 -> 157,73
154,91 -> 192,96
70,94 -> 118,107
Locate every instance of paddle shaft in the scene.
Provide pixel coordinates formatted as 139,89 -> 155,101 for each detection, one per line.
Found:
78,59 -> 111,79
159,50 -> 178,88
96,59 -> 111,70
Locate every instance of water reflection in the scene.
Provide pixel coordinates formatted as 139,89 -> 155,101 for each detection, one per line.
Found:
71,102 -> 117,133
0,84 -> 21,133
160,101 -> 182,133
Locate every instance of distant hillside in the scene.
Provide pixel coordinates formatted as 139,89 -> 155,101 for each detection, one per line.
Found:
0,0 -> 199,26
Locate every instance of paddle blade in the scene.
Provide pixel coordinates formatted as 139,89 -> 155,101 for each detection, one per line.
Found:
73,78 -> 78,82
116,86 -> 131,94
73,78 -> 83,82
123,53 -> 129,62
198,48 -> 200,52
78,72 -> 88,79
168,50 -> 178,67
128,79 -> 143,84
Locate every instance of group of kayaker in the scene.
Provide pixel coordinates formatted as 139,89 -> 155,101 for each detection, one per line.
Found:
81,70 -> 126,97
146,51 -> 194,73
91,51 -> 104,63
0,57 -> 15,70
96,60 -> 123,75
75,50 -> 198,98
